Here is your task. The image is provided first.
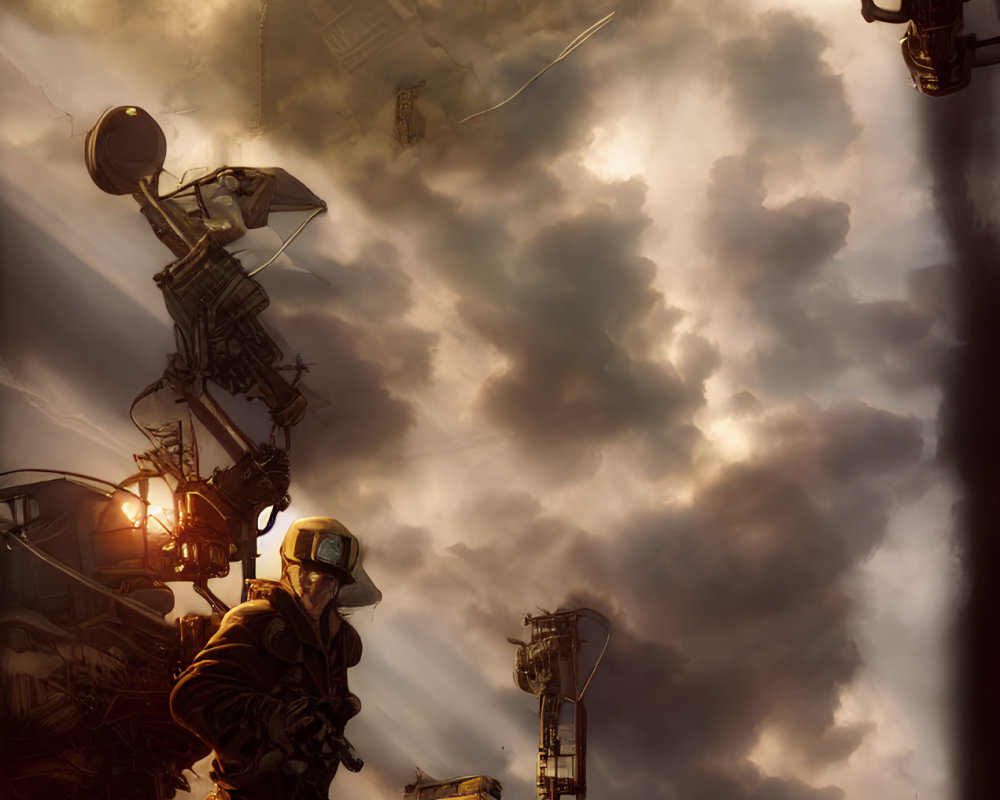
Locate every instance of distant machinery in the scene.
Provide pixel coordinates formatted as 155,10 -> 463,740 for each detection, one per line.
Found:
861,0 -> 1000,96
508,609 -> 610,800
300,0 -> 416,73
403,773 -> 502,800
395,80 -> 427,147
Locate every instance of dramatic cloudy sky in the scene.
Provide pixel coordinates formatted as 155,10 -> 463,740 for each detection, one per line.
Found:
3,1 -> 995,798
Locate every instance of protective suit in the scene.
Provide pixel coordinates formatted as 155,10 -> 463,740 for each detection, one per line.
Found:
170,518 -> 379,800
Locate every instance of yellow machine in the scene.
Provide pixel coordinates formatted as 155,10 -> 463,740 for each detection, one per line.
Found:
403,774 -> 502,800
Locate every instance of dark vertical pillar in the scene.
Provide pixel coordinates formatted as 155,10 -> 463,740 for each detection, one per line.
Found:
922,80 -> 1000,800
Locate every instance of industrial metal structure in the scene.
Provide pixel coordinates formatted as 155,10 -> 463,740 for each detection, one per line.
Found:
861,0 -> 1000,95
509,608 -> 610,800
1,105 -> 325,799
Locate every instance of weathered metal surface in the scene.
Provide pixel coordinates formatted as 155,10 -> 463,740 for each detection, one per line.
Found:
1,106 -> 327,799
403,773 -> 503,800
860,0 -> 1000,96
509,609 -> 610,800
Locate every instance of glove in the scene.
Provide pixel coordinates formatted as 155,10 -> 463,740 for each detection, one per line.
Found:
278,698 -> 329,748
268,696 -> 364,771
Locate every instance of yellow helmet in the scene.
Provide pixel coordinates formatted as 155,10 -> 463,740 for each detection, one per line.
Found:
280,517 -> 381,607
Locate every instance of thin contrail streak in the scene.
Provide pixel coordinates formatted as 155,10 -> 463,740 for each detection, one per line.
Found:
459,11 -> 616,126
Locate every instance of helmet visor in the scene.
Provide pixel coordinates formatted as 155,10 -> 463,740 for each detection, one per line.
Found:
289,528 -> 354,578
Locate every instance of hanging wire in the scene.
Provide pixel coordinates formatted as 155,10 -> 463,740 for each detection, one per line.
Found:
0,468 -> 143,498
573,607 -> 611,701
458,11 -> 616,125
247,206 -> 327,276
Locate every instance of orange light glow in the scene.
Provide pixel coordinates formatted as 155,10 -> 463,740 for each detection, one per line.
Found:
121,500 -> 145,525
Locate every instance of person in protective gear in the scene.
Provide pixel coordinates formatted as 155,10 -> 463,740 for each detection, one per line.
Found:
169,518 -> 380,800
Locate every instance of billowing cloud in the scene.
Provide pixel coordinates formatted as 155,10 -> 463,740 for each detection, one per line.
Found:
463,202 -> 704,469
701,152 -> 948,398
0,3 -> 960,800
359,401 -> 926,799
720,10 -> 858,160
703,153 -> 851,293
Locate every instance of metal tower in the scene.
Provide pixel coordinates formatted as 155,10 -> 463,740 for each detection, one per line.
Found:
509,608 -> 610,800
